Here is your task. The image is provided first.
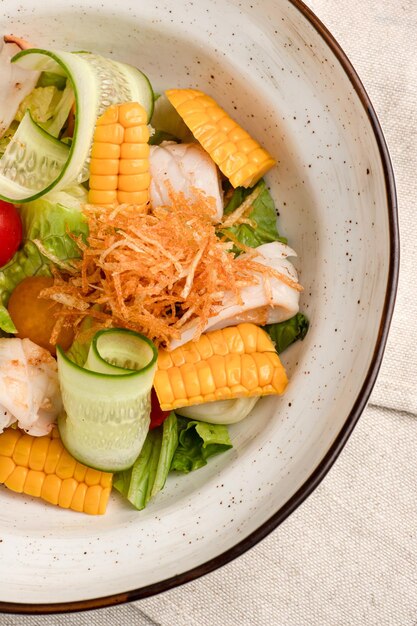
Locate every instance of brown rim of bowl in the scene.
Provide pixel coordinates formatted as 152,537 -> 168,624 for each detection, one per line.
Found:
1,0 -> 399,614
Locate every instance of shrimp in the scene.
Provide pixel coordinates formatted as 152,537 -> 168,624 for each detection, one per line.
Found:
0,338 -> 62,436
149,142 -> 224,221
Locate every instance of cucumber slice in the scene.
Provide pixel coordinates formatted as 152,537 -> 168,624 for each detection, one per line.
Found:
0,48 -> 154,202
0,110 -> 69,201
57,328 -> 158,472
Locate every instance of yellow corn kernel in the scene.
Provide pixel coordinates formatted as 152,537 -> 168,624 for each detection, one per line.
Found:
195,334 -> 214,361
88,190 -> 118,205
205,106 -> 227,123
90,158 -> 119,176
41,474 -> 61,505
221,152 -> 248,179
118,102 -> 147,127
0,457 -> 15,483
223,326 -> 245,354
118,173 -> 151,192
171,347 -> 186,368
208,330 -> 229,356
84,467 -> 102,487
89,174 -> 118,191
196,360 -> 216,396
157,350 -> 174,370
93,123 -> 124,144
198,130 -> 227,153
209,355 -> 228,389
239,323 -> 258,354
84,485 -> 102,515
91,142 -> 121,159
71,483 -> 88,513
96,105 -> 119,125
120,142 -> 149,159
181,363 -> 201,398
240,354 -> 258,391
58,478 -> 78,509
237,138 -> 260,154
252,352 -> 274,386
29,436 -> 50,471
211,141 -> 238,165
44,438 -> 63,474
100,473 -> 113,489
225,353 -> 241,387
154,370 -> 175,406
124,125 -> 149,144
6,466 -> 28,493
73,462 -> 87,484
182,342 -> 202,364
12,433 -> 32,466
154,323 -> 288,410
117,190 -> 149,206
119,159 -> 149,175
166,89 -> 275,188
168,367 -> 187,401
24,469 -> 45,498
99,487 -> 111,515
0,429 -> 20,457
55,449 -> 77,480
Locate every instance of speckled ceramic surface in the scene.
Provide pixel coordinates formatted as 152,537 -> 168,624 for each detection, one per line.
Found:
0,0 -> 397,612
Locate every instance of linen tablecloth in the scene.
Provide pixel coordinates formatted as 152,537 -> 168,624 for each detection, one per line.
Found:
1,0 -> 416,623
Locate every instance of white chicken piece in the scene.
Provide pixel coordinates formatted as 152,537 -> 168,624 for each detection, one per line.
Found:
0,36 -> 40,138
149,142 -> 224,221
0,338 -> 62,436
169,241 -> 300,350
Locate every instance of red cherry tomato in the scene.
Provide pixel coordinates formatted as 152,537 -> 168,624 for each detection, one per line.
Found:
0,200 -> 22,267
149,388 -> 170,430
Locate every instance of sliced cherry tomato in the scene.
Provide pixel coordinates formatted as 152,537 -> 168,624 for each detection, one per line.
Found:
150,388 -> 170,430
0,200 -> 22,267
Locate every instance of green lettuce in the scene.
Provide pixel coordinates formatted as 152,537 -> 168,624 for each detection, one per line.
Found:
114,412 -> 178,510
0,188 -> 88,332
16,83 -> 74,138
265,313 -> 309,354
222,179 -> 286,249
16,86 -> 62,125
0,305 -> 17,334
171,416 -> 232,473
37,71 -> 67,91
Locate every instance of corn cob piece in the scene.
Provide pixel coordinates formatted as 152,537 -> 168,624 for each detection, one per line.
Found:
0,427 -> 112,515
88,101 -> 151,207
154,323 -> 287,411
165,89 -> 276,188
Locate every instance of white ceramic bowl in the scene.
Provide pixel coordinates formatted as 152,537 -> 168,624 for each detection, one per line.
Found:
0,0 -> 398,613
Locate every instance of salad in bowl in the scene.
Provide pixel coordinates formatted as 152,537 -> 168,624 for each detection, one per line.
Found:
0,35 -> 308,515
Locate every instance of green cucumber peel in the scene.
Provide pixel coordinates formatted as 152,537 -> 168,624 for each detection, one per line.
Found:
57,328 -> 158,472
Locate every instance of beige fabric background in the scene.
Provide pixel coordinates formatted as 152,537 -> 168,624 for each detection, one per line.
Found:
1,0 -> 416,623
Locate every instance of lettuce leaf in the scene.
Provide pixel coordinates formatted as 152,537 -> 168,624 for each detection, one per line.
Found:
171,416 -> 232,473
15,86 -> 62,125
222,179 -> 286,249
37,71 -> 67,90
114,412 -> 178,510
15,83 -> 74,138
265,313 -> 309,354
0,188 -> 88,316
0,305 -> 17,334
